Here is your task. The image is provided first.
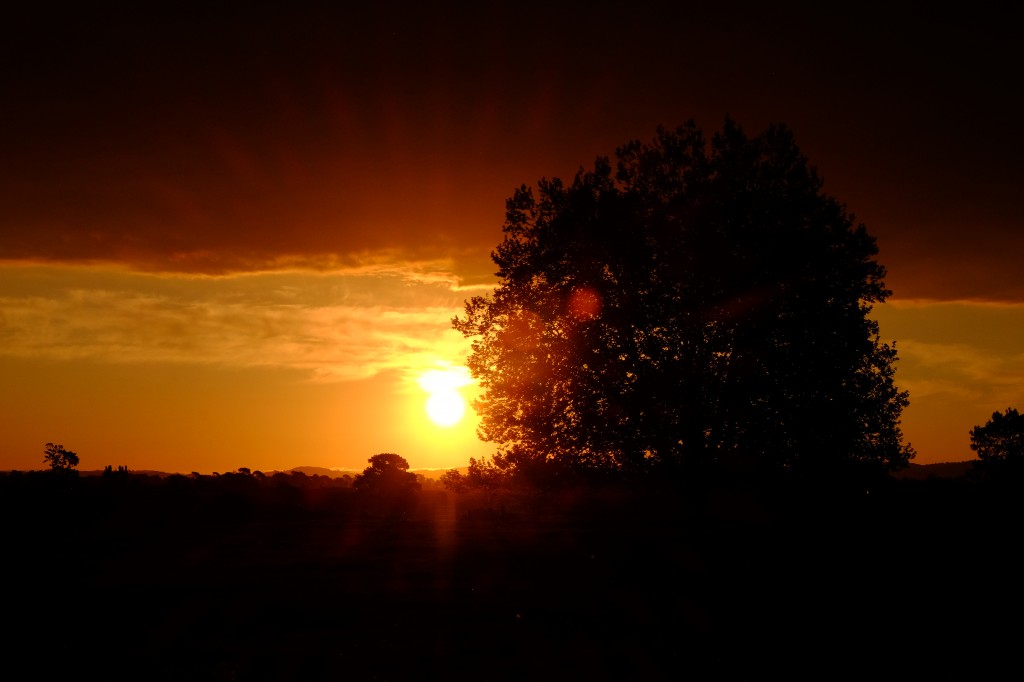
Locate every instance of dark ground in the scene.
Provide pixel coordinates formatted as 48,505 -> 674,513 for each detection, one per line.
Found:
3,471 -> 1022,680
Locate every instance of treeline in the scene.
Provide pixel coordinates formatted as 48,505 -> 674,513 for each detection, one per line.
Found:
0,465 -> 451,532
5,455 -> 1022,537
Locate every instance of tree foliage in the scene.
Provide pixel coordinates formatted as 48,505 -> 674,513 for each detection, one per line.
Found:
454,119 -> 913,481
970,408 -> 1024,466
43,442 -> 79,473
440,456 -> 508,493
353,453 -> 420,495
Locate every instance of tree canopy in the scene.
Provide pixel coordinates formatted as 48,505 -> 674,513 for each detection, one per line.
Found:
970,408 -> 1024,467
353,453 -> 420,495
454,119 -> 913,482
43,443 -> 79,473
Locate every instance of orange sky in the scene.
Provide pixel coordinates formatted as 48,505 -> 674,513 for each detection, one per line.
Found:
1,3 -> 1021,473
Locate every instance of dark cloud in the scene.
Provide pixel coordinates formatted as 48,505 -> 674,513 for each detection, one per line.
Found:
2,2 -> 1020,298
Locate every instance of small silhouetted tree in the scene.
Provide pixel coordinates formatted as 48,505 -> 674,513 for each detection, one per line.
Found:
353,453 -> 420,496
454,119 -> 914,482
43,443 -> 79,473
102,465 -> 129,479
970,408 -> 1024,474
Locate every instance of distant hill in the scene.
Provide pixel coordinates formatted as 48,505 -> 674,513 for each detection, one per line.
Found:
281,466 -> 461,480
411,467 -> 465,480
891,461 -> 974,480
78,469 -> 172,478
281,466 -> 358,478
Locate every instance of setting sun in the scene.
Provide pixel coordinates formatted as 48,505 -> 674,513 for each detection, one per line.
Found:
426,390 -> 466,427
418,365 -> 474,428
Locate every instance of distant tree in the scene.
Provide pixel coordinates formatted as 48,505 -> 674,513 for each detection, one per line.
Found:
439,468 -> 467,494
970,408 -> 1024,469
102,465 -> 129,479
353,453 -> 420,495
454,119 -> 914,483
441,457 -> 508,493
43,443 -> 79,473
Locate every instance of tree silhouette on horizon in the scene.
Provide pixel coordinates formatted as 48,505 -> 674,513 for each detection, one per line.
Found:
454,119 -> 914,482
970,407 -> 1024,475
353,453 -> 420,495
43,442 -> 79,474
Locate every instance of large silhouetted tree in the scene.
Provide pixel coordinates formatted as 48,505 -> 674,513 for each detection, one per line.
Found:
454,119 -> 913,482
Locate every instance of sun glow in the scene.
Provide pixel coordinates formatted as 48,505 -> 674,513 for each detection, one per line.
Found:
425,390 -> 466,427
418,364 -> 473,428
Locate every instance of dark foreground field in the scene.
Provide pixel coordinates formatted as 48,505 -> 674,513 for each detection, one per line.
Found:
4,471 -> 1023,680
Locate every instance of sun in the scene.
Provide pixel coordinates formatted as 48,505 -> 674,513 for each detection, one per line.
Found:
417,365 -> 473,428
425,390 -> 466,427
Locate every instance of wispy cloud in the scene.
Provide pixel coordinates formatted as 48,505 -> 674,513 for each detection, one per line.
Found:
875,299 -> 1024,406
893,339 -> 1024,402
0,258 -> 490,382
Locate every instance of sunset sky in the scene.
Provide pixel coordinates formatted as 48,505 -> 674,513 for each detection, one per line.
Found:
2,2 -> 1020,474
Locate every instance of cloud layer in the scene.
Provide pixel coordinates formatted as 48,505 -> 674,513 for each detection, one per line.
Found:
874,299 -> 1024,459
0,258 -> 493,383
